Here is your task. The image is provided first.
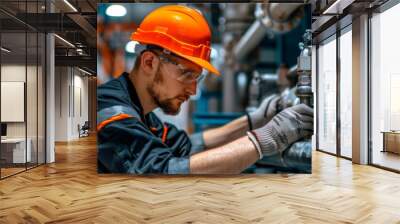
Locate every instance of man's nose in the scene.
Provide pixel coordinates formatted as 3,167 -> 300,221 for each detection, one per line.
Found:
186,82 -> 197,95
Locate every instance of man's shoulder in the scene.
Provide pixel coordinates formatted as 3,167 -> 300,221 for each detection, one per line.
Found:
97,74 -> 134,111
98,75 -> 127,93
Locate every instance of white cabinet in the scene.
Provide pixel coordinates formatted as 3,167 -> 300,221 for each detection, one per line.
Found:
1,138 -> 32,163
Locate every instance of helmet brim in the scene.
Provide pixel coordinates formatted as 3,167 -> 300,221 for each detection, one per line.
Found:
178,53 -> 220,76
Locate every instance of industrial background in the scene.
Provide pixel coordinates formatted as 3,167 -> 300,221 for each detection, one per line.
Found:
0,0 -> 399,223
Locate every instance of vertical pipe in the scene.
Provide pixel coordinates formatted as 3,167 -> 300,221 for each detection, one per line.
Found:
367,12 -> 372,165
36,0 -> 39,167
25,0 -> 28,170
336,27 -> 341,157
315,44 -> 320,150
44,4 -> 47,165
296,30 -> 313,107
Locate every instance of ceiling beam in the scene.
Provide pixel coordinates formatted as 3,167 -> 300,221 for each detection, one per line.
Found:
55,55 -> 96,72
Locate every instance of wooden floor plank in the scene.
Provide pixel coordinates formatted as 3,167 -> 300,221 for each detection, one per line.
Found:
0,135 -> 399,223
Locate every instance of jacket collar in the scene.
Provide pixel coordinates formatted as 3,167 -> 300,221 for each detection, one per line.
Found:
119,72 -> 147,123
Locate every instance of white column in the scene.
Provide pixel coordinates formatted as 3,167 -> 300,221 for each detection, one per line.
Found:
46,33 -> 55,163
352,14 -> 369,164
45,1 -> 55,163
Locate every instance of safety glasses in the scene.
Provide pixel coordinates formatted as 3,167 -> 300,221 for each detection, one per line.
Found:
153,50 -> 206,84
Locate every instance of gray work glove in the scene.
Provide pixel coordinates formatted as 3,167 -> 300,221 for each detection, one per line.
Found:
248,95 -> 280,130
247,104 -> 313,158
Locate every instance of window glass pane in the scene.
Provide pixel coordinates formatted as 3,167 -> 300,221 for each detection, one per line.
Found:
0,0 -> 46,179
27,31 -> 38,169
339,28 -> 352,158
371,3 -> 400,171
318,36 -> 337,154
1,9 -> 27,177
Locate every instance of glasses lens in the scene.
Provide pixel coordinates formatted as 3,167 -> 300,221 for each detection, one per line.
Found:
156,51 -> 204,84
177,72 -> 205,84
196,73 -> 206,83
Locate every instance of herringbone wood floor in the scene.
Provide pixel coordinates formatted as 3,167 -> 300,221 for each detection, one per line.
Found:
1,136 -> 400,223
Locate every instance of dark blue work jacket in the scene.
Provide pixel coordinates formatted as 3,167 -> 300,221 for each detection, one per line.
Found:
97,73 -> 204,174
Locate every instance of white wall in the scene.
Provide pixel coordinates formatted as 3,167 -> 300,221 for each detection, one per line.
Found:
1,65 -> 36,138
54,67 -> 89,141
55,67 -> 69,141
72,72 -> 89,138
1,65 -> 26,140
1,65 -> 26,82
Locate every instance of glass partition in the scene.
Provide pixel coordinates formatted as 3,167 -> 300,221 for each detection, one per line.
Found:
1,31 -> 28,177
27,31 -> 38,169
0,0 -> 46,179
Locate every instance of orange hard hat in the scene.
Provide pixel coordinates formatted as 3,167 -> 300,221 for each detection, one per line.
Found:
131,5 -> 220,76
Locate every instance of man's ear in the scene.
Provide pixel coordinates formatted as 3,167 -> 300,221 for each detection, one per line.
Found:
140,51 -> 159,76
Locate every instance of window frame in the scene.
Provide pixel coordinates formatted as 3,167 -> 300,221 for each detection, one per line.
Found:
315,20 -> 353,161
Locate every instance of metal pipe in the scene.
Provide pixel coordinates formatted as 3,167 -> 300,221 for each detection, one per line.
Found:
256,141 -> 312,173
234,3 -> 304,61
296,29 -> 312,107
220,4 -> 254,112
233,20 -> 267,62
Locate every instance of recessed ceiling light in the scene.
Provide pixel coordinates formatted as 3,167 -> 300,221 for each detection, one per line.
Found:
78,67 -> 93,76
322,0 -> 353,15
1,47 -> 11,53
106,5 -> 127,17
63,0 -> 78,12
54,34 -> 75,48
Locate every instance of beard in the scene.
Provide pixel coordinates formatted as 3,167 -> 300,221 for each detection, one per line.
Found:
147,67 -> 186,115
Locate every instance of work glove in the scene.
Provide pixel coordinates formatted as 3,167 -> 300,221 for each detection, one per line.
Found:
248,94 -> 280,130
247,104 -> 313,158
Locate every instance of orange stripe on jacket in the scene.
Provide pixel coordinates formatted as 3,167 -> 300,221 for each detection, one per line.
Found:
162,125 -> 168,144
150,126 -> 168,143
97,114 -> 133,131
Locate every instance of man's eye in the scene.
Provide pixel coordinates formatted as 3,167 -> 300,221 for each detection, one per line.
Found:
183,71 -> 194,77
